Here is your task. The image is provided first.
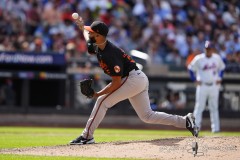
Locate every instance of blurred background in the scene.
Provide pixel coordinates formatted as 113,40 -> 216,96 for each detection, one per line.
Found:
0,0 -> 239,130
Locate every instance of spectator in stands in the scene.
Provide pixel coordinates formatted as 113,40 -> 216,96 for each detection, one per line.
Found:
29,37 -> 47,52
185,48 -> 201,67
0,0 -> 239,72
233,33 -> 240,52
160,90 -> 186,110
49,27 -> 65,53
42,0 -> 62,27
26,1 -> 41,35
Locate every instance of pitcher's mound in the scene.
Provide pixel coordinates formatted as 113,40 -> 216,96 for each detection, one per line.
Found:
1,136 -> 239,160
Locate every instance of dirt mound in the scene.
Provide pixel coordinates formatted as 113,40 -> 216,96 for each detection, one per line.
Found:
1,136 -> 239,160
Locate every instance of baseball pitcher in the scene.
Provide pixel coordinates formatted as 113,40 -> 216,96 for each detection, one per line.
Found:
188,41 -> 226,133
70,15 -> 198,145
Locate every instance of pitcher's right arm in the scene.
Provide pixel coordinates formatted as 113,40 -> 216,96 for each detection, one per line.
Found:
74,16 -> 89,41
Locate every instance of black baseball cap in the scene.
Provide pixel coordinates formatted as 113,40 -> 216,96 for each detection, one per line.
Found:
205,40 -> 215,49
84,21 -> 109,37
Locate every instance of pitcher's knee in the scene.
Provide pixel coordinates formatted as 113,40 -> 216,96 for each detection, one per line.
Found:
95,95 -> 113,109
96,95 -> 106,102
139,115 -> 153,123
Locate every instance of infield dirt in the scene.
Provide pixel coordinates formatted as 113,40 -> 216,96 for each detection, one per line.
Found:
1,136 -> 239,160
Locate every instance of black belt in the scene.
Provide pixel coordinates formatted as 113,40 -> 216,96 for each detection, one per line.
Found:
127,66 -> 139,74
122,66 -> 139,78
131,66 -> 139,71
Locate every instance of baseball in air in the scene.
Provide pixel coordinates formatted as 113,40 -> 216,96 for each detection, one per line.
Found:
72,13 -> 79,20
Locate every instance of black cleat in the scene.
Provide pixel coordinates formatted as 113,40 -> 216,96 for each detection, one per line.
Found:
186,113 -> 199,137
69,136 -> 95,145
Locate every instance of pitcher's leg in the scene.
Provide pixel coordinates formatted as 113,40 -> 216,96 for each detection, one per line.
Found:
193,86 -> 207,129
82,75 -> 147,139
81,95 -> 109,139
129,89 -> 186,128
208,88 -> 220,132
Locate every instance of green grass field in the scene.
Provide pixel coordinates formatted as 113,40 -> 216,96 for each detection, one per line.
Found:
0,127 -> 239,160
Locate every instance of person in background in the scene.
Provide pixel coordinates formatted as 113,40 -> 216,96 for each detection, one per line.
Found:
188,41 -> 226,133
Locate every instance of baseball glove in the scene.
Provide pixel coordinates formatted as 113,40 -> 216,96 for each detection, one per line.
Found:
80,79 -> 94,98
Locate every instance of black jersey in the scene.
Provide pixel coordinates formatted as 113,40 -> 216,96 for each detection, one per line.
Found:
95,41 -> 138,77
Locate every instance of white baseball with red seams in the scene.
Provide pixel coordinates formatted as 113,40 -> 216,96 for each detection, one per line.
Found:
188,53 -> 225,132
72,13 -> 79,20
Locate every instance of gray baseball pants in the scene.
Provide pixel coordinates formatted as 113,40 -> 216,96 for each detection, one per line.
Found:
194,84 -> 220,132
82,69 -> 187,139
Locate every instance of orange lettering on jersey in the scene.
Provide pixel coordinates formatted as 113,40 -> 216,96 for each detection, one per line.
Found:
114,66 -> 121,73
123,53 -> 135,63
99,60 -> 110,74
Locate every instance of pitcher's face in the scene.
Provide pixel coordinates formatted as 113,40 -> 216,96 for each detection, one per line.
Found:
88,32 -> 99,43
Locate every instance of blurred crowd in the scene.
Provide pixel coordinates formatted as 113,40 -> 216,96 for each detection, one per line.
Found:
0,0 -> 239,72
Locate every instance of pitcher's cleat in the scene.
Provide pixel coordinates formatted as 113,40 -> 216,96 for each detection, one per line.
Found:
69,136 -> 95,145
186,113 -> 199,137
